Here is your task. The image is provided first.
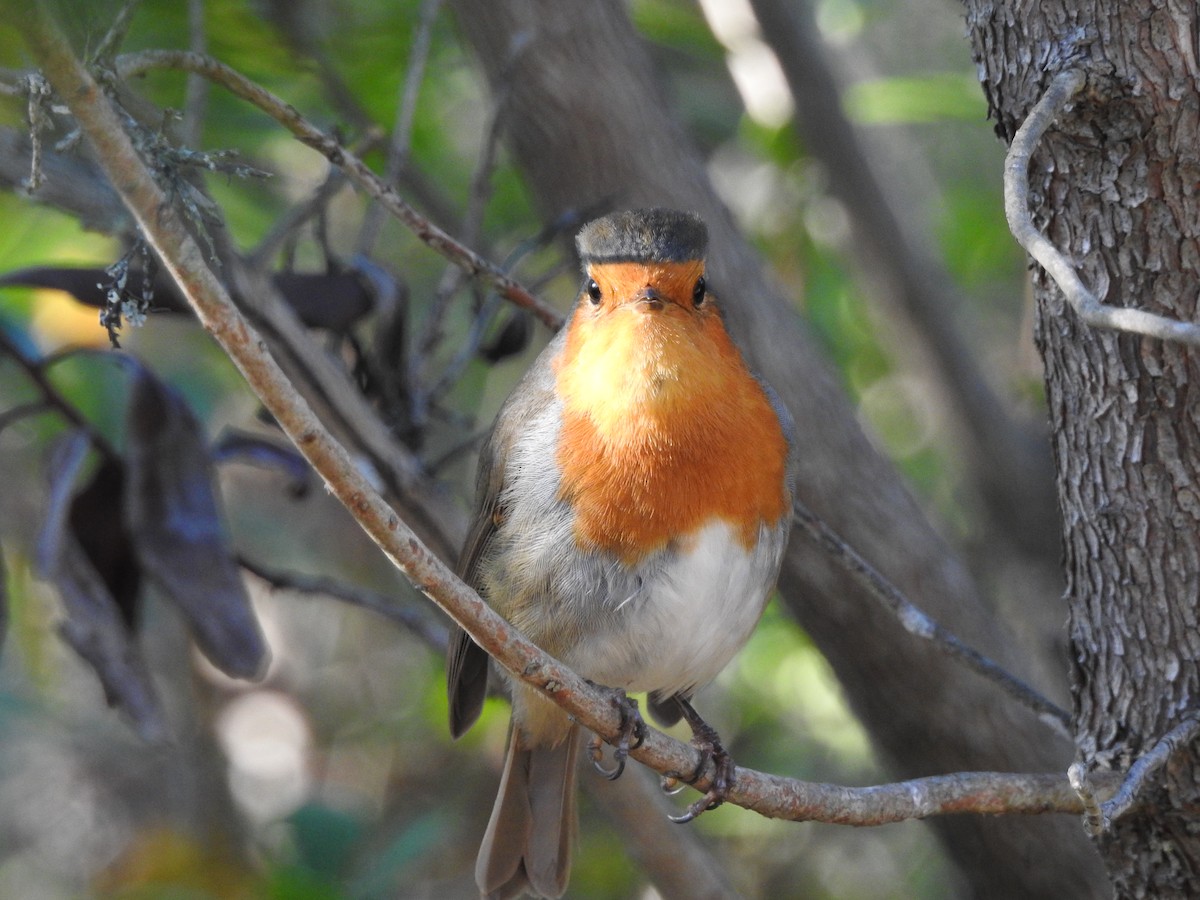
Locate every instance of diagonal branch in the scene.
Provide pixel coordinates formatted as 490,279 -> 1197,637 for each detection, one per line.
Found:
354,0 -> 443,258
1071,710 -> 1200,835
1004,68 -> 1200,347
239,555 -> 451,653
792,498 -> 1071,735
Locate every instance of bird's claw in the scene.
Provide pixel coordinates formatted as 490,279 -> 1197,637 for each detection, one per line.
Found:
666,697 -> 735,825
588,733 -> 623,779
659,773 -> 686,796
589,690 -> 646,781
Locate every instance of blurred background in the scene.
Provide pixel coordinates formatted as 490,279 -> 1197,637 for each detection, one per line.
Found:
0,0 -> 1047,897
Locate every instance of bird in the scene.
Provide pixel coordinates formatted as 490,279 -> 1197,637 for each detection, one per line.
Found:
447,207 -> 796,899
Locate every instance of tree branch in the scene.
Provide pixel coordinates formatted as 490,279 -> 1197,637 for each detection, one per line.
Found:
1004,68 -> 1200,347
354,0 -> 442,258
792,498 -> 1071,736
239,555 -> 450,653
1070,711 -> 1200,835
0,330 -> 117,458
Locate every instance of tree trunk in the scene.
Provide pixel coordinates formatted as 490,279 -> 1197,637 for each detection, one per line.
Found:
968,1 -> 1200,895
451,0 -> 1106,895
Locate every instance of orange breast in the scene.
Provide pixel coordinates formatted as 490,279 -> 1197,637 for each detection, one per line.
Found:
553,297 -> 789,564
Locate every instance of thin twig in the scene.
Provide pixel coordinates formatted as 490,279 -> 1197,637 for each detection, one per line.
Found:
409,70 -> 511,423
0,399 -> 51,435
247,166 -> 350,271
355,0 -> 442,258
792,498 -> 1072,736
180,0 -> 208,148
91,0 -> 142,66
0,329 -> 117,458
23,73 -> 51,192
1004,68 -> 1200,347
239,555 -> 450,652
113,50 -> 563,331
1100,710 -> 1200,829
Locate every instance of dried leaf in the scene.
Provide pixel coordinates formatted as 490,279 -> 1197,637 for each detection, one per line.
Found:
125,370 -> 268,679
34,429 -> 91,577
0,266 -> 374,331
35,430 -> 166,741
54,537 -> 168,742
481,310 -> 532,363
211,429 -> 311,498
272,270 -> 375,330
69,457 -> 141,628
0,266 -> 187,314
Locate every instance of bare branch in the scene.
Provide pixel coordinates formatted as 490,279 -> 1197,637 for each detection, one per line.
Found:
409,71 -> 513,429
91,0 -> 142,65
181,0 -> 209,148
355,0 -> 443,257
1101,711 -> 1200,829
114,49 -> 564,331
246,166 -> 350,271
0,330 -> 117,458
1004,68 -> 1200,347
239,555 -> 450,653
23,72 -> 51,192
793,498 -> 1072,736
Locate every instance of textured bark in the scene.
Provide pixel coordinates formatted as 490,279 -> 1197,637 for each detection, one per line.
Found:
451,0 -> 1106,895
968,1 -> 1200,896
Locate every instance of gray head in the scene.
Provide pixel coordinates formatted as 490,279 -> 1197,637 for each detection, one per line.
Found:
576,208 -> 708,265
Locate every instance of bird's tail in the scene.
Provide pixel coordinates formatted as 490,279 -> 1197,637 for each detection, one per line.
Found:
476,724 -> 581,899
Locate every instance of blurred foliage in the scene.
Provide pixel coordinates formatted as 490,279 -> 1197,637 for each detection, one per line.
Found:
0,0 -> 1026,897
844,73 -> 984,124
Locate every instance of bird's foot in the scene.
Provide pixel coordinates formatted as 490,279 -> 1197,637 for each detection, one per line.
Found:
588,689 -> 646,781
665,697 -> 735,824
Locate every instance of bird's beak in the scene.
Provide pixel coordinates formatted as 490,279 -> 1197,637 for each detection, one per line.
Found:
633,287 -> 665,310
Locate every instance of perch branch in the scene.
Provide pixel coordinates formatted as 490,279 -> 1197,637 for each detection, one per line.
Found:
22,7 -> 1101,827
1004,68 -> 1200,347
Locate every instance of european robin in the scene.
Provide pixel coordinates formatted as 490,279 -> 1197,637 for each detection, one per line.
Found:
447,208 -> 796,898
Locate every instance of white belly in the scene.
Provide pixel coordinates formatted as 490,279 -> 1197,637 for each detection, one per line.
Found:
566,519 -> 781,699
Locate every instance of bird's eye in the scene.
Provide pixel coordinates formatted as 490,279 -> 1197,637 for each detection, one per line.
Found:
692,276 -> 707,307
586,278 -> 602,305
